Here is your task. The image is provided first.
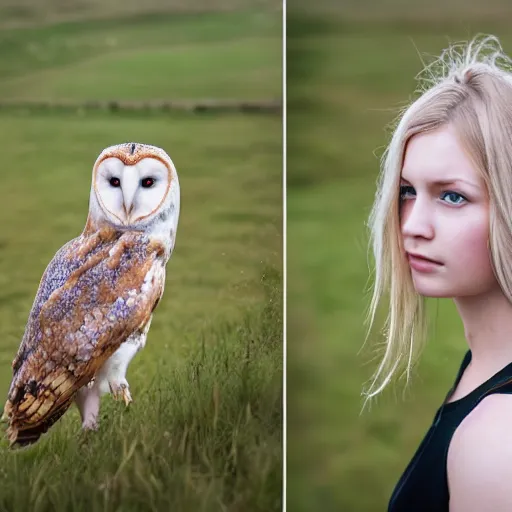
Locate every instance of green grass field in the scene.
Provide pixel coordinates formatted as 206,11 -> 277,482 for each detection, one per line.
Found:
0,6 -> 282,511
0,11 -> 281,99
288,6 -> 512,512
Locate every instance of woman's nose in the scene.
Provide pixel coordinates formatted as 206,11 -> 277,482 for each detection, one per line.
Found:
401,198 -> 435,239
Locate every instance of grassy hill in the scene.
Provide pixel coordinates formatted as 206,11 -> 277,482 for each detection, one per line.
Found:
0,0 -> 279,27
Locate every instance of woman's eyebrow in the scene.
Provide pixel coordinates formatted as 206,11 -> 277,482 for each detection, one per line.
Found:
400,177 -> 480,190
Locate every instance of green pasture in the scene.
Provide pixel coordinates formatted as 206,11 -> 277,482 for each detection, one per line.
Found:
288,9 -> 512,512
0,11 -> 281,100
0,7 -> 282,512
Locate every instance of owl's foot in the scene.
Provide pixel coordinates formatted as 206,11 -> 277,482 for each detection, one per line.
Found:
77,424 -> 97,449
109,380 -> 132,407
82,418 -> 99,431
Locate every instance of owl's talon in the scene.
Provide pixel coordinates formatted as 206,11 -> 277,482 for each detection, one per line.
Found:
109,381 -> 132,407
122,387 -> 132,407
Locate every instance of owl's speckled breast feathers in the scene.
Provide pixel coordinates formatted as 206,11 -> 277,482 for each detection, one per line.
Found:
3,142 -> 180,447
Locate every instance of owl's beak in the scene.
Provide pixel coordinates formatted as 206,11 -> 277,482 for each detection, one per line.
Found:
121,178 -> 138,223
123,203 -> 134,220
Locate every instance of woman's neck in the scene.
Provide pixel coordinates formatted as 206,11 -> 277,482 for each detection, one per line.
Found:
454,285 -> 512,375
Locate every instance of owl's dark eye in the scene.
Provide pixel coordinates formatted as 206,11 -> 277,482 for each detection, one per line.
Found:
141,177 -> 155,188
109,177 -> 121,187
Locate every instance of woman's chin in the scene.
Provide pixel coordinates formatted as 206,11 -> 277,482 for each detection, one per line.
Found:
412,280 -> 455,298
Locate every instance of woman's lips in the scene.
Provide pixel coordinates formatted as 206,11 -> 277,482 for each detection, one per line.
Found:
407,253 -> 443,273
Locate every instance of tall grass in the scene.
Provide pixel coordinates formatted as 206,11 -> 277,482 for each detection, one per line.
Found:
0,268 -> 282,511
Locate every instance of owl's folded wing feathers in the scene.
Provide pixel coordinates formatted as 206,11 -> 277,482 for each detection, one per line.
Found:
3,229 -> 166,446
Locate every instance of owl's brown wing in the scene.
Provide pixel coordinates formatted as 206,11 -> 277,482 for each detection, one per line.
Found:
4,229 -> 166,447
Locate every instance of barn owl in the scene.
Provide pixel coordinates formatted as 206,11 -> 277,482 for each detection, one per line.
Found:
2,142 -> 180,447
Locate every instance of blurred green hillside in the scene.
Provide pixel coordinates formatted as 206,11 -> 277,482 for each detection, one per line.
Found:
0,0 -> 279,26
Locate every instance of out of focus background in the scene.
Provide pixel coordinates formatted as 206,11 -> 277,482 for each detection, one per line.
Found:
288,2 -> 512,511
0,1 -> 282,511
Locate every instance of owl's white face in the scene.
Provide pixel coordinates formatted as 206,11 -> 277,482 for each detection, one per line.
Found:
94,157 -> 171,227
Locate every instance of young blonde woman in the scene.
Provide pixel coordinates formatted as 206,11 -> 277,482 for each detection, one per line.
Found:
366,35 -> 512,511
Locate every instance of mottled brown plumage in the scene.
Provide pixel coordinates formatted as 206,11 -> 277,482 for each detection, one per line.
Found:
4,229 -> 166,445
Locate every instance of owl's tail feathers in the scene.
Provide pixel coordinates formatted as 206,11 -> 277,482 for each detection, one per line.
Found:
6,401 -> 71,447
7,425 -> 37,446
4,370 -> 81,448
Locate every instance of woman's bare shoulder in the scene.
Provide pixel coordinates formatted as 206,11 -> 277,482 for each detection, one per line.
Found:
447,394 -> 512,511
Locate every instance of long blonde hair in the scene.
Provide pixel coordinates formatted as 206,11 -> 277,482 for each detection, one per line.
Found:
364,35 -> 512,402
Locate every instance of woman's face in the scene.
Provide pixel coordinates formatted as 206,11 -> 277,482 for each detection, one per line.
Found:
400,123 -> 498,298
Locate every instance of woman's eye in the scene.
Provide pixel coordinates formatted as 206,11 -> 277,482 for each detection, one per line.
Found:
441,191 -> 467,205
109,177 -> 121,187
399,185 -> 415,200
141,177 -> 155,188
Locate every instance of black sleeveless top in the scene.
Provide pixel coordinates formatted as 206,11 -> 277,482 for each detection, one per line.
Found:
388,350 -> 512,511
